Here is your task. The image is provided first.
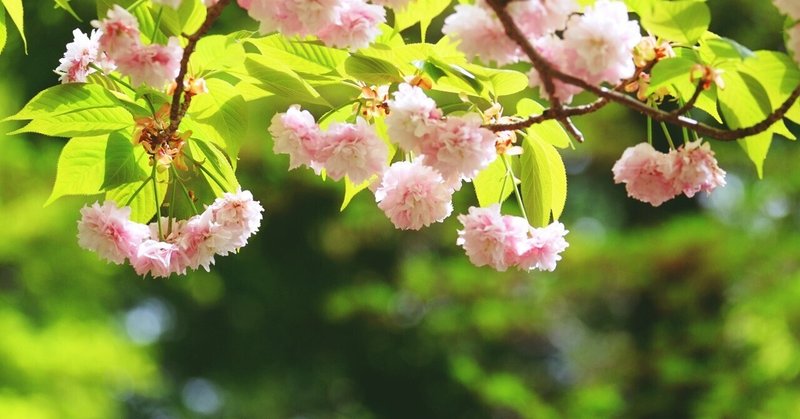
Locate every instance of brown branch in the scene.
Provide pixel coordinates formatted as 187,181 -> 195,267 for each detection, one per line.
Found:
672,81 -> 704,117
484,0 -> 800,142
167,0 -> 231,133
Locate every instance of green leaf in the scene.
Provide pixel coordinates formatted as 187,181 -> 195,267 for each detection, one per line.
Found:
344,54 -> 404,85
185,78 -> 246,164
647,56 -> 697,95
105,163 -> 168,223
520,136 -> 567,227
187,137 -> 239,196
486,70 -> 529,97
473,157 -> 515,208
1,0 -> 25,53
639,0 -> 710,45
516,98 -> 571,149
46,129 -> 149,206
244,54 -> 328,106
9,107 -> 133,137
718,68 -> 774,177
190,34 -> 246,76
699,35 -> 754,63
393,0 -> 452,41
248,36 -> 349,75
54,0 -> 82,21
740,51 -> 800,125
5,83 -> 127,121
341,177 -> 373,211
46,135 -> 110,205
0,7 -> 7,55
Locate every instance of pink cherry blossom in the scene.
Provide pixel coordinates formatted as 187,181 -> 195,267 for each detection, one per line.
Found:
55,28 -> 112,83
562,0 -> 641,86
243,0 -> 341,37
77,201 -> 150,265
456,204 -> 529,272
420,114 -> 497,185
269,105 -> 325,170
375,160 -> 454,230
207,189 -> 265,255
527,35 -> 585,104
114,37 -> 182,88
670,140 -> 726,198
131,239 -> 181,278
178,213 -> 218,272
612,142 -> 680,207
385,83 -> 443,153
317,0 -> 385,51
317,118 -> 389,184
237,0 -> 253,8
514,221 -> 569,272
92,5 -> 141,60
442,4 -> 523,65
774,0 -> 800,21
507,0 -> 579,40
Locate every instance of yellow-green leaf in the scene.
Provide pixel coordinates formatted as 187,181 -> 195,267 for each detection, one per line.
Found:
1,0 -> 25,53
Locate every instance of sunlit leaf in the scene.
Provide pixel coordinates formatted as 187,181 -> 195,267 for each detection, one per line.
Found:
473,157 -> 515,208
639,0 -> 710,45
1,0 -> 25,53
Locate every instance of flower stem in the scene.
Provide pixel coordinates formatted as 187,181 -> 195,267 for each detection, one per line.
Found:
647,116 -> 653,145
151,7 -> 164,42
151,163 -> 164,241
184,151 -> 228,193
167,171 -> 177,235
172,166 -> 199,215
125,173 -> 153,207
660,121 -> 676,150
126,0 -> 146,11
502,154 -> 528,222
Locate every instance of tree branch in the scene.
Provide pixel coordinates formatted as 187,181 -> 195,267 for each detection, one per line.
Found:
168,0 -> 231,133
484,0 -> 800,142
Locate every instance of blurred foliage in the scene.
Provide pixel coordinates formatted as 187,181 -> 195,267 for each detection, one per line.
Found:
1,1 -> 800,418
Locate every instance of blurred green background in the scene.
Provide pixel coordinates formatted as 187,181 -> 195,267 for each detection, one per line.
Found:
2,1 -> 800,418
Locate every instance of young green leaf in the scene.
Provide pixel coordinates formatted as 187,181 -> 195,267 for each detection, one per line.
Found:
639,0 -> 710,45
105,163 -> 169,224
5,83 -> 126,121
473,157 -> 515,208
186,137 -> 239,196
344,54 -> 404,85
46,135 -> 112,205
9,107 -> 133,137
516,98 -> 571,149
54,0 -> 82,22
393,0 -> 452,41
185,78 -> 247,163
249,36 -> 349,75
1,0 -> 25,53
0,7 -> 7,55
244,54 -> 329,106
520,136 -> 567,227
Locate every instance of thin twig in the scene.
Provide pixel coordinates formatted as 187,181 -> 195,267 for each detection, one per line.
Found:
672,82 -> 704,116
168,0 -> 231,133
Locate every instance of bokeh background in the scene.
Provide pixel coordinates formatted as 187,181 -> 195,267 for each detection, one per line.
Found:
1,1 -> 800,418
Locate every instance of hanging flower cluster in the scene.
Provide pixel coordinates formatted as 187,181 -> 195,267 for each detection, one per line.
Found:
457,205 -> 569,272
56,5 -> 181,88
78,190 -> 263,278
612,141 -> 726,207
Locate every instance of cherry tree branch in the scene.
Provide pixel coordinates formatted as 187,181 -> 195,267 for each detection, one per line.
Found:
168,0 -> 231,133
483,0 -> 800,142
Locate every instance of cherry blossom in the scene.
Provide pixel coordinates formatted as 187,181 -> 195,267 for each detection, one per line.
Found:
670,140 -> 726,198
507,0 -> 578,40
420,114 -> 497,185
442,3 -> 523,65
91,5 -> 140,60
316,0 -> 385,51
55,28 -> 110,83
269,105 -> 325,170
114,37 -> 182,88
385,83 -> 443,153
317,118 -> 389,185
612,143 -> 680,207
77,201 -> 150,265
131,239 -> 181,278
456,204 -> 530,272
513,222 -> 570,272
375,159 -> 454,230
563,0 -> 641,86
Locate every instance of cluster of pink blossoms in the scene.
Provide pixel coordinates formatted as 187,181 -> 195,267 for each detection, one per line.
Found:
457,205 -> 569,272
612,141 -> 727,207
270,83 -> 499,232
152,0 -> 220,7
237,0 -> 409,51
443,0 -> 642,103
77,190 -> 263,278
56,5 -> 182,88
